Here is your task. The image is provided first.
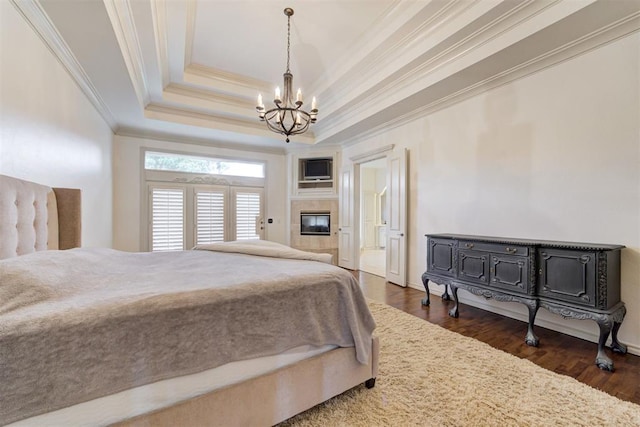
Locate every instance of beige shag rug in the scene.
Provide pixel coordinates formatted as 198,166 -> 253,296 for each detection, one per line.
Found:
280,300 -> 640,426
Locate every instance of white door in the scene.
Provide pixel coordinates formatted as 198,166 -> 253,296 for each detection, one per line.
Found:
231,187 -> 265,240
338,165 -> 356,269
362,191 -> 377,249
149,185 -> 186,251
385,149 -> 407,286
193,185 -> 228,244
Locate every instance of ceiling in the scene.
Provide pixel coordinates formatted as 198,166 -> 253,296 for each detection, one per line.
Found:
18,0 -> 640,152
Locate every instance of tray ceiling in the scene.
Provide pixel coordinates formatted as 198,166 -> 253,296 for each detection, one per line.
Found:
17,0 -> 640,151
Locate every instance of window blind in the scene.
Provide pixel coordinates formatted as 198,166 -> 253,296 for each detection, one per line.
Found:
235,192 -> 261,240
151,187 -> 185,251
195,190 -> 225,244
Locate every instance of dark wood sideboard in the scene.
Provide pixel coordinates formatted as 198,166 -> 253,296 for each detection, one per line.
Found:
421,234 -> 627,371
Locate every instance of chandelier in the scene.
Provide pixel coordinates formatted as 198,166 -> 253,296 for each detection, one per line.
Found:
256,8 -> 318,143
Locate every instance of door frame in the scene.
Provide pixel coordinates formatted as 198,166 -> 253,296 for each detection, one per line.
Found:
346,144 -> 397,279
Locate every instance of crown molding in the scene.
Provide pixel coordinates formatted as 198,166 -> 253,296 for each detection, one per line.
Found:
349,145 -> 395,162
315,0 -> 483,117
314,0 -> 630,144
150,0 -> 170,87
116,127 -> 287,155
319,0 -> 553,121
144,103 -> 316,145
305,0 -> 414,96
334,15 -> 640,148
183,0 -> 197,67
184,64 -> 272,98
10,0 -> 117,130
103,0 -> 150,107
162,83 -> 255,118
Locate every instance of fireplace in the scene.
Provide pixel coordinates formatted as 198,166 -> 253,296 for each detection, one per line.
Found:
300,213 -> 330,236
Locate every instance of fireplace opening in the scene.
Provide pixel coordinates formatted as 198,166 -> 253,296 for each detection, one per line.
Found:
300,213 -> 330,236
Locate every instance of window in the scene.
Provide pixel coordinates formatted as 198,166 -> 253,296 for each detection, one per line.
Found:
145,151 -> 264,178
144,150 -> 266,252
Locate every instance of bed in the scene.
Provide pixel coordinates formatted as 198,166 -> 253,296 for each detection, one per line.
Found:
0,174 -> 379,426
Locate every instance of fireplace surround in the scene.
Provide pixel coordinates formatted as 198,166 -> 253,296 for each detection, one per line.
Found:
290,199 -> 337,264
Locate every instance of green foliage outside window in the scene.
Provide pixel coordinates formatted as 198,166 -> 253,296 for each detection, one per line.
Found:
144,151 -> 264,178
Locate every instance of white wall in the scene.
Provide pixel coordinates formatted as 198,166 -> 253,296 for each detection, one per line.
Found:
0,2 -> 114,248
342,33 -> 640,354
113,135 -> 288,251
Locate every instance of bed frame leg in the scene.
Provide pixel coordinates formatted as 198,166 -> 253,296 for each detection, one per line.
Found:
365,378 -> 376,389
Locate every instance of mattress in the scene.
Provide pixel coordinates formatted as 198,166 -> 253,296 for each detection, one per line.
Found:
1,244 -> 375,424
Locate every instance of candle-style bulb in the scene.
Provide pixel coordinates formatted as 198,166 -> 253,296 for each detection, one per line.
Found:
296,112 -> 301,125
275,87 -> 281,102
296,88 -> 302,102
311,97 -> 317,110
257,93 -> 263,108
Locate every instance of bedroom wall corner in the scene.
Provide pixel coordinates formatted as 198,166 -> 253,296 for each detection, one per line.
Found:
0,1 -> 114,248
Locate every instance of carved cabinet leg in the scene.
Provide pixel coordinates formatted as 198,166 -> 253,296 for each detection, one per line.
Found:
524,300 -> 540,347
448,285 -> 459,318
421,273 -> 431,306
611,306 -> 627,355
595,317 -> 614,372
611,321 -> 627,355
442,284 -> 451,301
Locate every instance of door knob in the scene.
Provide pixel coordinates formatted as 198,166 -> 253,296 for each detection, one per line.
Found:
399,233 -> 404,237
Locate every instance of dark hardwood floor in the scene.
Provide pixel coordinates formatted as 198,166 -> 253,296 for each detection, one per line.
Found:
354,270 -> 640,405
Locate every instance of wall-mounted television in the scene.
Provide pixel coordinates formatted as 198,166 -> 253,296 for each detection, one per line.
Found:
302,158 -> 332,180
300,213 -> 330,235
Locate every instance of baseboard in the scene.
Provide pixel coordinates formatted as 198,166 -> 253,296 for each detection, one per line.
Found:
407,281 -> 640,357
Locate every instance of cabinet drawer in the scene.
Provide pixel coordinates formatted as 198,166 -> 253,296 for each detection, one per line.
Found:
538,248 -> 596,308
427,237 -> 456,277
457,249 -> 490,284
459,241 -> 528,256
489,254 -> 532,294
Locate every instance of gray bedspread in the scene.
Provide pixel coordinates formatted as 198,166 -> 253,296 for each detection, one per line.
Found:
0,245 -> 375,424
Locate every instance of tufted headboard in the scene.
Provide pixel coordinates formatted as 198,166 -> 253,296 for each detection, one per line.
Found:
0,174 -> 81,259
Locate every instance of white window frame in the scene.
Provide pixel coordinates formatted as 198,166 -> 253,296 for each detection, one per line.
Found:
142,149 -> 266,252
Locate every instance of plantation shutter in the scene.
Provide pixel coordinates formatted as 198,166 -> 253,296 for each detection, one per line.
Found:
195,189 -> 226,244
234,190 -> 263,240
150,187 -> 185,251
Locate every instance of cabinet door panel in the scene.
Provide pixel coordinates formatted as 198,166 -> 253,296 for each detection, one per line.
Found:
538,249 -> 596,307
428,238 -> 455,277
490,255 -> 530,294
458,250 -> 489,284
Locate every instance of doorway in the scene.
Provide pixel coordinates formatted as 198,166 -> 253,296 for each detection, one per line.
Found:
359,158 -> 387,278
338,146 -> 406,286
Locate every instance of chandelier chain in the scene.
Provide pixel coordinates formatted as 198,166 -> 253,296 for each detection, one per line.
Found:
286,13 -> 291,73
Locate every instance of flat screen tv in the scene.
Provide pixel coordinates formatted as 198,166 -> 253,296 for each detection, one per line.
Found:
303,158 -> 332,180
